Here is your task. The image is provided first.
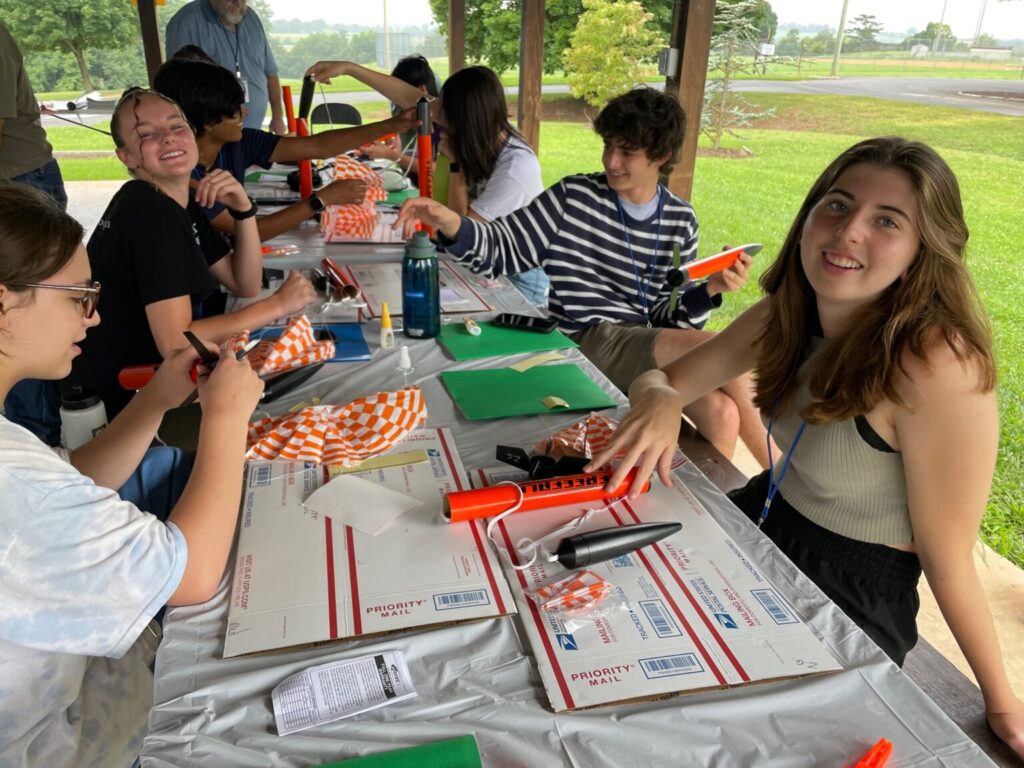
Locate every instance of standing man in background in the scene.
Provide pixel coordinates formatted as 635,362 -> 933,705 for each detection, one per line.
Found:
0,20 -> 68,444
165,0 -> 285,134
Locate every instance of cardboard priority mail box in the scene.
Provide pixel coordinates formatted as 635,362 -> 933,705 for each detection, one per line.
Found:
224,429 -> 515,658
475,466 -> 841,712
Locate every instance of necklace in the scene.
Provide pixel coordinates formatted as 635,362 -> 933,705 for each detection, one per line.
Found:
615,187 -> 664,328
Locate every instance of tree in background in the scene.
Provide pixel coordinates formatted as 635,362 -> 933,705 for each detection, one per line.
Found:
427,0 -> 670,74
562,0 -> 660,108
775,27 -> 803,55
802,28 -> 837,55
704,0 -> 782,150
847,13 -> 884,52
714,0 -> 777,42
0,0 -> 140,90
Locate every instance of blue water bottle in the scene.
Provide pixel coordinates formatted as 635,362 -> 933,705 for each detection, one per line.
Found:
402,230 -> 440,338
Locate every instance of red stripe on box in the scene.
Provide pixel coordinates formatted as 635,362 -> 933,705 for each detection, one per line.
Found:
468,518 -> 506,614
324,515 -> 338,639
437,429 -> 464,491
346,524 -> 362,635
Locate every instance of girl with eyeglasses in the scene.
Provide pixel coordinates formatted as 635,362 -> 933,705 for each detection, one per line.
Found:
0,181 -> 265,766
66,88 -> 317,419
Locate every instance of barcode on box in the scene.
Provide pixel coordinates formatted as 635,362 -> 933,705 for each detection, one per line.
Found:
251,464 -> 273,487
639,653 -> 703,679
751,588 -> 797,624
639,599 -> 682,638
433,590 -> 490,611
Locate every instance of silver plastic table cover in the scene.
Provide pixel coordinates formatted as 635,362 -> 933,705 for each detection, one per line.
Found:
141,261 -> 993,767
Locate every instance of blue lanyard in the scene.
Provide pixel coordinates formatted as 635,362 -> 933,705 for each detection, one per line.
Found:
760,409 -> 807,527
615,188 -> 664,328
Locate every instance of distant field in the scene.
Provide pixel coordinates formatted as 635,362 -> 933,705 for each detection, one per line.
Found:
744,55 -> 1024,81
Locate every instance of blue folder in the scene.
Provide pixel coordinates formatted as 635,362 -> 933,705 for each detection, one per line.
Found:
251,323 -> 371,363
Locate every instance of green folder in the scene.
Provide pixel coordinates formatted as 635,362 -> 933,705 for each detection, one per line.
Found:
315,735 -> 482,767
385,187 -> 420,206
441,364 -> 617,420
438,322 -> 577,361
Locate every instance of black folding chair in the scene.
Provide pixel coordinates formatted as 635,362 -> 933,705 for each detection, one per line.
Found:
309,102 -> 362,130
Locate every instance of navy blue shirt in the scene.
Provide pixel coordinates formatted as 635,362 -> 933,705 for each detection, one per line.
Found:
192,127 -> 279,220
72,180 -> 228,417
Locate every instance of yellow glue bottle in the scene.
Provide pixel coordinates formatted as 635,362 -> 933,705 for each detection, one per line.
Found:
380,301 -> 396,350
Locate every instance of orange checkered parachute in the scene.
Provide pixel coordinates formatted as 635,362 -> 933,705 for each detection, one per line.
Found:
246,386 -> 427,466
321,155 -> 388,242
231,315 -> 334,377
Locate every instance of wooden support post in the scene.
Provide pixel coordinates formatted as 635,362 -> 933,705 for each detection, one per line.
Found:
665,0 -> 715,202
448,0 -> 466,76
136,0 -> 163,85
517,0 -> 544,152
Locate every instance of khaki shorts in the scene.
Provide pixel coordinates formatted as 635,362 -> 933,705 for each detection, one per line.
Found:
571,322 -> 661,394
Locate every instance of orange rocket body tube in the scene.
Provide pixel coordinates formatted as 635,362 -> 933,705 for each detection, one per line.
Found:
682,243 -> 763,281
444,468 -> 649,523
282,85 -> 296,133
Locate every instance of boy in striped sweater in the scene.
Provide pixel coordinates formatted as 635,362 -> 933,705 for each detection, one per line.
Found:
396,88 -> 768,468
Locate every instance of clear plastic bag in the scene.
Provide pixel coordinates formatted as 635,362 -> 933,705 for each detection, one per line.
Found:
525,569 -> 626,632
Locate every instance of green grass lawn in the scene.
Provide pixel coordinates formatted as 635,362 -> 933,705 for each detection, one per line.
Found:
48,91 -> 1024,567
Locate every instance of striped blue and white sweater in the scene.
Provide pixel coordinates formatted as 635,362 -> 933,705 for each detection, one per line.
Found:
439,173 -> 718,333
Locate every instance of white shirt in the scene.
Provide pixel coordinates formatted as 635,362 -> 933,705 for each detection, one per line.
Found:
0,417 -> 187,767
469,136 -> 544,221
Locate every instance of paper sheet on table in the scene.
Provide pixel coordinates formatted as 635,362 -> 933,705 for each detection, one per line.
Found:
302,474 -> 422,536
272,650 -> 416,736
348,262 -> 492,317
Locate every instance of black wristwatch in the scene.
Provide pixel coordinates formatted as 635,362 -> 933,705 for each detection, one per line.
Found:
308,192 -> 326,216
229,196 -> 258,220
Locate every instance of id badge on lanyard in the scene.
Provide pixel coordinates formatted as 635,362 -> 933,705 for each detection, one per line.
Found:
237,70 -> 250,102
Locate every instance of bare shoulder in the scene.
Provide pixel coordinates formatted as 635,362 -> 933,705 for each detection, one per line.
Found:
896,327 -> 994,409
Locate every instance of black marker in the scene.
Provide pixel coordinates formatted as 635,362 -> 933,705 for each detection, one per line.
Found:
552,522 -> 682,569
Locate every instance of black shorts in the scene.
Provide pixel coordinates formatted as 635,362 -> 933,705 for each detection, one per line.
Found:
729,471 -> 922,666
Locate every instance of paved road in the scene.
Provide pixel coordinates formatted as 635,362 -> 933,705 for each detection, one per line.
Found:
42,76 -> 1024,132
731,76 -> 1024,117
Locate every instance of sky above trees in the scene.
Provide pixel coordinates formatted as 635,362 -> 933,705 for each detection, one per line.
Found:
262,0 -> 1023,41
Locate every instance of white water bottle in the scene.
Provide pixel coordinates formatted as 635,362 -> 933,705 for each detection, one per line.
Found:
60,386 -> 108,450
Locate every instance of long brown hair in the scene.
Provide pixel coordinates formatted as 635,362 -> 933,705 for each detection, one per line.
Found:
440,66 -> 528,187
754,137 -> 995,423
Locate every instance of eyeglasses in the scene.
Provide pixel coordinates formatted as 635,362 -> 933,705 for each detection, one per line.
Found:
18,281 -> 101,319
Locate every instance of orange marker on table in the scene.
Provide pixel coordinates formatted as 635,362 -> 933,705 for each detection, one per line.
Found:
443,468 -> 650,523
851,738 -> 893,768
